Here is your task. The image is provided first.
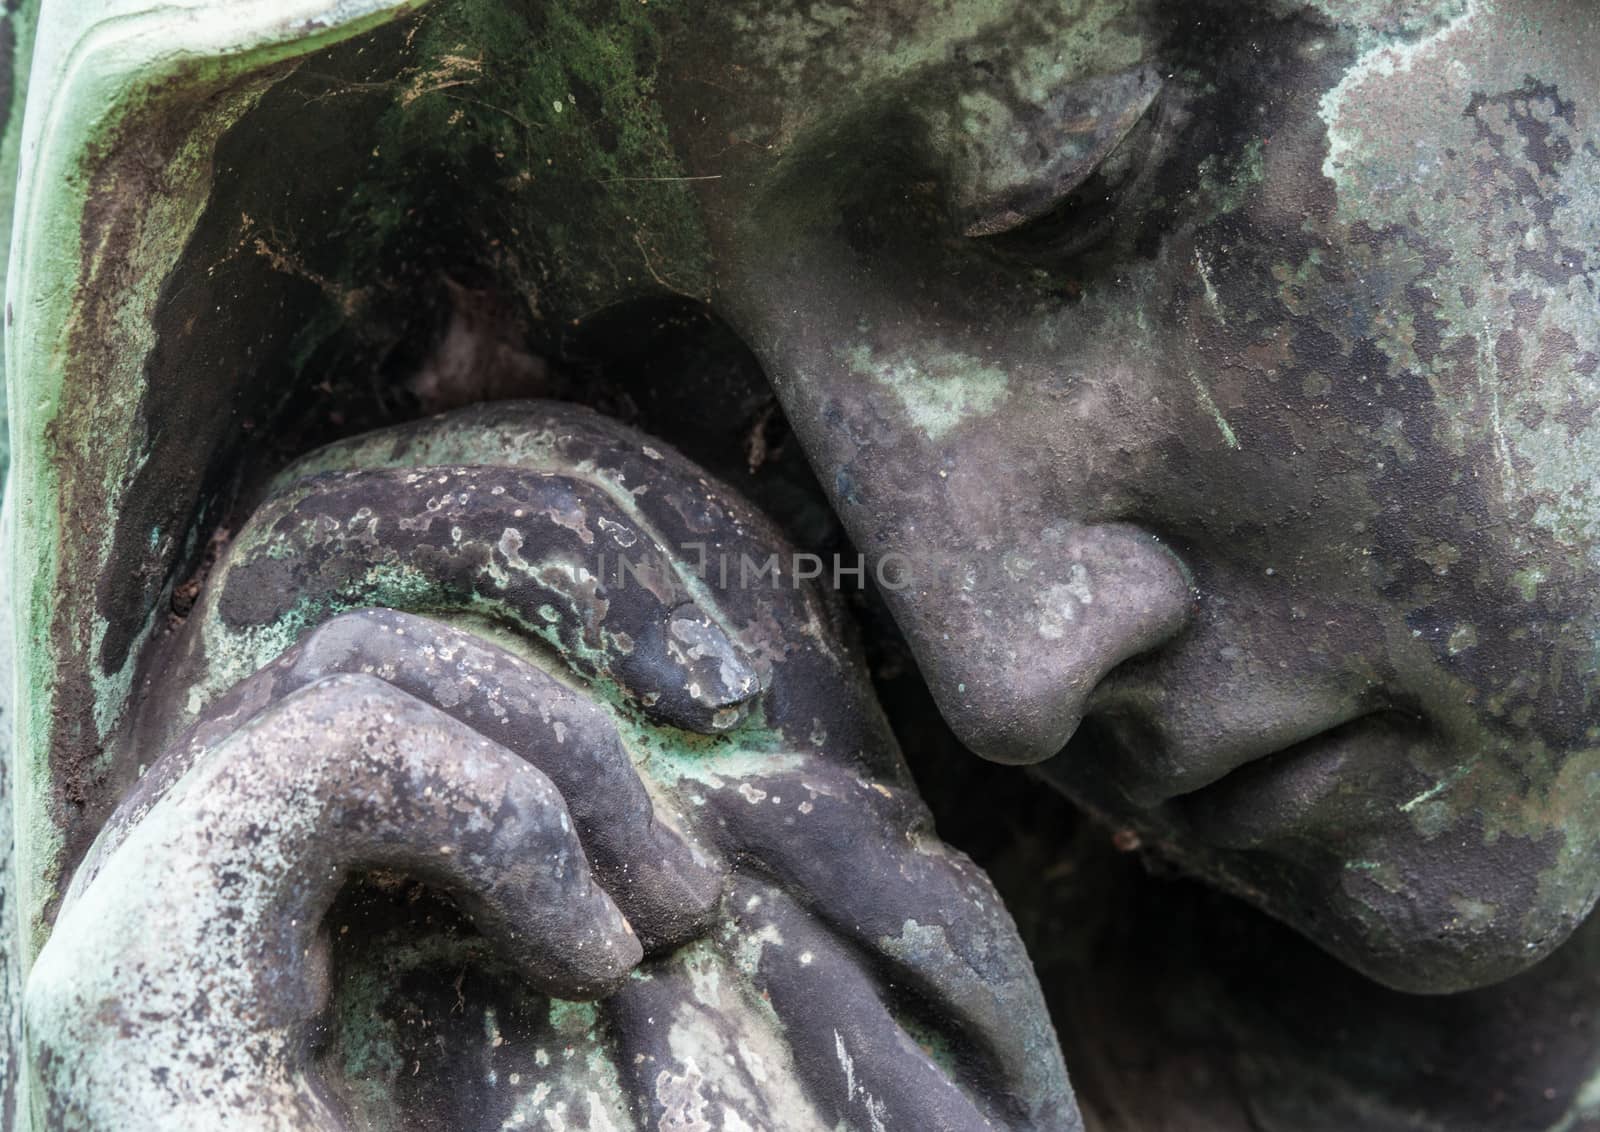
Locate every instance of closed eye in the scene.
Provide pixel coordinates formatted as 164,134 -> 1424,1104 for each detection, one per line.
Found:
961,63 -> 1165,259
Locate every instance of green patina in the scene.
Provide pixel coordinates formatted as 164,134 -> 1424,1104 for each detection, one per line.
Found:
1194,136 -> 1266,223
844,342 -> 1011,442
7,0 -> 718,968
7,0 -> 442,970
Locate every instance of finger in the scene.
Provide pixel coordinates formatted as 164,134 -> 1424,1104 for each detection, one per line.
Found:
32,673 -> 642,1129
704,765 -> 1075,1127
90,672 -> 642,993
608,878 -> 1065,1132
101,609 -> 723,952
267,399 -> 893,745
177,464 -> 760,734
602,938 -> 807,1130
734,883 -> 1018,1132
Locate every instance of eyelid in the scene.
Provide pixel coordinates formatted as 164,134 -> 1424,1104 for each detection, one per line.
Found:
959,63 -> 1164,239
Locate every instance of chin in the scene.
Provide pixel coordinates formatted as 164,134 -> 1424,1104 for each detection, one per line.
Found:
1299,905 -> 1574,995
1215,845 -> 1593,996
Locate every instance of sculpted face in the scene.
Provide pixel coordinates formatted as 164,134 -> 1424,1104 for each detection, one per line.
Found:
650,0 -> 1600,993
25,2 -> 1597,1123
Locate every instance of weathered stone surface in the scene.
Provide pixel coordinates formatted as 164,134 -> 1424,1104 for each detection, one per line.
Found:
4,1 -> 1599,1129
32,402 -> 1076,1131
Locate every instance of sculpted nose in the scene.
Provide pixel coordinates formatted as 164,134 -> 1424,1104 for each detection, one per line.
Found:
889,523 -> 1193,765
715,175 -> 1196,765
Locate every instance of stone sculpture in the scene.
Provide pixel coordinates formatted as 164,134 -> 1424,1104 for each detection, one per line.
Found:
27,402 -> 1072,1129
0,0 -> 1595,1129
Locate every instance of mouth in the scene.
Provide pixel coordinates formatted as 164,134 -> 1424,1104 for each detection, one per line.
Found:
1076,709 -> 1426,853
1176,713 -> 1427,850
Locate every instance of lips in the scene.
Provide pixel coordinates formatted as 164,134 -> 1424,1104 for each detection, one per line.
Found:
1170,713 -> 1427,852
1086,695 -> 1376,809
1064,700 -> 1428,854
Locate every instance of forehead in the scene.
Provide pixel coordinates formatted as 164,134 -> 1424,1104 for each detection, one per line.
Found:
695,1 -> 1496,95
675,0 -> 1595,262
679,1 -> 1578,145
719,0 -> 1148,89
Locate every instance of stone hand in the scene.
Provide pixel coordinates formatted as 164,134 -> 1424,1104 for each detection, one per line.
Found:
160,400 -> 772,739
27,402 -> 1076,1130
26,649 -> 654,1130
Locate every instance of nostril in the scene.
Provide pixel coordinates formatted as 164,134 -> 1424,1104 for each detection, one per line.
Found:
895,523 -> 1193,766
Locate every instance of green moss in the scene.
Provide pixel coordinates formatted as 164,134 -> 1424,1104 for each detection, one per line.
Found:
546,998 -> 597,1037
1195,136 -> 1265,222
320,0 -> 710,324
328,966 -> 407,1099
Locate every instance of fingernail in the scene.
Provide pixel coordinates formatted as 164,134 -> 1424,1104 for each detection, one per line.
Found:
665,601 -> 763,730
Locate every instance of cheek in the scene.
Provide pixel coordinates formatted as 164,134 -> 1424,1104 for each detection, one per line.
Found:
1301,12 -> 1600,709
1178,191 -> 1600,747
